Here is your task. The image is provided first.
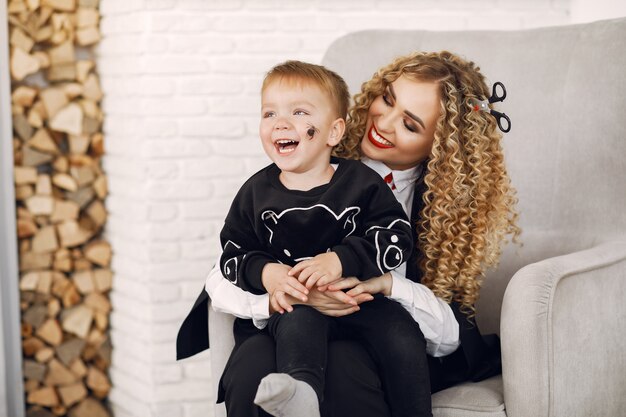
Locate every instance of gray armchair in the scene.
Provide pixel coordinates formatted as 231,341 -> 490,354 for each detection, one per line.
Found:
208,18 -> 626,417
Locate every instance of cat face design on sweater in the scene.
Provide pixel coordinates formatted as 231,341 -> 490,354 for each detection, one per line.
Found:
261,204 -> 360,264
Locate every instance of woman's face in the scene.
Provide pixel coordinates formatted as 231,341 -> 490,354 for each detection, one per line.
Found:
360,75 -> 440,171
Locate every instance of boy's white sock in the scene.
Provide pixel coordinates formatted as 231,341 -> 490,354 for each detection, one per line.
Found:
254,373 -> 320,417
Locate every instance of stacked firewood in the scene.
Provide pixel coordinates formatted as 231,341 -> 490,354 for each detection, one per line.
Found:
8,1 -> 112,416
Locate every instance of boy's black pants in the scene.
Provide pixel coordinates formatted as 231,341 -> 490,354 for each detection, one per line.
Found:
267,297 -> 432,417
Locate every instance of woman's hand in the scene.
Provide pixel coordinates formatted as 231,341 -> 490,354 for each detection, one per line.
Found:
287,276 -> 376,317
261,263 -> 309,314
294,287 -> 374,317
328,273 -> 393,297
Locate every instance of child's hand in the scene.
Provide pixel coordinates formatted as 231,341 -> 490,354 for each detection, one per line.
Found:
328,273 -> 393,297
289,252 -> 343,289
262,263 -> 309,314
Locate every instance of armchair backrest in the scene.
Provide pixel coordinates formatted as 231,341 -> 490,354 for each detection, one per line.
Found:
322,18 -> 626,333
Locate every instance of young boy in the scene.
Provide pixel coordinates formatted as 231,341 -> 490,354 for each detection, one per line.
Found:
219,61 -> 428,417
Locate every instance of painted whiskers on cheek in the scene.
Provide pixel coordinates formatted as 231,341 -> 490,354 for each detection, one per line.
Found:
306,123 -> 319,140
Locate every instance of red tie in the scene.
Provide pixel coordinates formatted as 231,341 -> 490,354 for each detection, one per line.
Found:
384,173 -> 396,190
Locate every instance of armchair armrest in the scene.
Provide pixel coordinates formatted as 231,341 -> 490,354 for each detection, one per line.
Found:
500,240 -> 626,417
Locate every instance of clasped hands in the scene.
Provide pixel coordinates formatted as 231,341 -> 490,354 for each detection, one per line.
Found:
261,252 -> 392,316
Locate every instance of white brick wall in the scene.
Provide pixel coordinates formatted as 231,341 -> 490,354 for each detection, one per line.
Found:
98,1 -> 570,416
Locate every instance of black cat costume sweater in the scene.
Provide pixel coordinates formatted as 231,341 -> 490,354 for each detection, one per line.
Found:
219,157 -> 414,294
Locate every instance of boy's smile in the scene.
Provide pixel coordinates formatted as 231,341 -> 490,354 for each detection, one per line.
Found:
274,138 -> 300,154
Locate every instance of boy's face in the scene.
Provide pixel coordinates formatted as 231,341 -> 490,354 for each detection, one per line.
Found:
260,79 -> 344,174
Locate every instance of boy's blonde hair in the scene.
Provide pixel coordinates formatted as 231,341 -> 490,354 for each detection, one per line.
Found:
262,60 -> 350,121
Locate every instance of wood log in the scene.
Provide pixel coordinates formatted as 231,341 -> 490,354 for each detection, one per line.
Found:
61,305 -> 92,338
42,0 -> 76,12
11,47 -> 41,80
20,252 -> 53,271
56,338 -> 85,366
23,379 -> 41,394
84,292 -> 110,314
24,360 -> 47,381
57,220 -> 91,247
36,25 -> 54,42
69,358 -> 87,378
36,271 -> 53,294
23,336 -> 46,356
28,129 -> 58,155
82,73 -> 102,100
79,99 -> 98,119
24,304 -> 47,328
26,195 -> 54,215
62,82 -> 83,99
93,310 -> 107,331
48,297 -> 61,317
90,132 -> 103,157
26,0 -> 40,12
13,113 -> 34,140
32,226 -> 59,253
70,165 -> 94,186
27,387 -> 59,407
8,1 -> 27,13
92,175 -> 107,199
93,269 -> 111,292
57,382 -> 87,407
76,7 -> 97,27
48,63 -> 76,81
84,241 -> 111,267
15,166 -> 38,185
36,318 -> 63,346
86,328 -> 105,349
69,397 -> 111,417
36,174 -> 53,195
34,347 -> 55,363
12,85 -> 38,106
51,199 -> 79,223
52,405 -> 67,416
72,270 -> 94,294
45,359 -> 77,386
79,0 -> 99,8
61,283 -> 80,307
52,173 -> 78,191
28,104 -> 45,128
20,271 -> 40,291
11,27 -> 35,52
48,40 -> 74,65
76,26 -> 99,46
65,186 -> 94,209
53,248 -> 72,271
49,103 -> 83,135
76,60 -> 93,83
23,145 -> 55,166
22,321 -> 34,338
82,115 -> 99,135
53,155 -> 69,173
86,200 -> 106,228
40,88 -> 68,119
51,273 -> 69,298
86,366 -> 110,398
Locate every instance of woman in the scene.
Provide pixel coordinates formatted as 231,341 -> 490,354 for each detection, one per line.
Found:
177,50 -> 520,417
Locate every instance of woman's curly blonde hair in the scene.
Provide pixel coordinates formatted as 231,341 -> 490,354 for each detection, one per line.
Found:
334,51 -> 521,316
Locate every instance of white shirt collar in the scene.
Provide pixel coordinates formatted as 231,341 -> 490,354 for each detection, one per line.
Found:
361,157 -> 423,192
